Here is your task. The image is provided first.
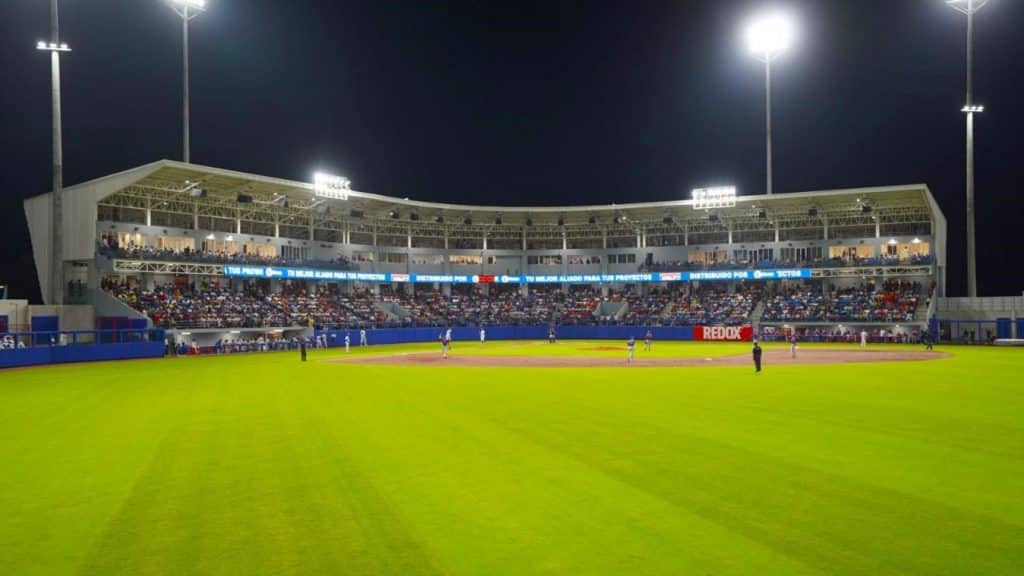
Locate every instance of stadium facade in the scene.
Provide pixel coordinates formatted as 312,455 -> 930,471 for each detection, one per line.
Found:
10,159 -> 991,346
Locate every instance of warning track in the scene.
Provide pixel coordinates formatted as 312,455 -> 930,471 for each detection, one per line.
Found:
328,348 -> 948,369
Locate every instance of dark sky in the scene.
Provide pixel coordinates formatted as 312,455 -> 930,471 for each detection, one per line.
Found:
2,0 -> 1022,301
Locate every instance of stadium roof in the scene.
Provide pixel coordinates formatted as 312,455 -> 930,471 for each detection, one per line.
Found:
36,159 -> 943,233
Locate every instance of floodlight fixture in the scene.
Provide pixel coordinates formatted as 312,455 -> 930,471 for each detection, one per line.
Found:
961,105 -> 984,113
36,41 -> 71,52
313,172 -> 351,200
692,186 -> 737,210
945,0 -> 990,15
746,12 -> 795,62
171,0 -> 207,9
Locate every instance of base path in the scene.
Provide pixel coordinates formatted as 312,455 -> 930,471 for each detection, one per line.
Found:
330,348 -> 948,369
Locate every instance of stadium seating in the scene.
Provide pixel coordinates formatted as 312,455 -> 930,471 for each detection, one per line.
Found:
98,244 -> 355,271
105,276 -> 925,330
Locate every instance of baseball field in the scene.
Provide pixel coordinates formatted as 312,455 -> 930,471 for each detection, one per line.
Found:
1,340 -> 1021,575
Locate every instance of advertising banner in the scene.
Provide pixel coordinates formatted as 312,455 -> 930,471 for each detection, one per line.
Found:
694,325 -> 754,342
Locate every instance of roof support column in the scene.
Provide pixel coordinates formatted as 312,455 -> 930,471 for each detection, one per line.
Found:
145,198 -> 152,227
775,223 -> 780,243
236,208 -> 241,235
728,222 -> 733,244
823,218 -> 829,240
274,214 -> 280,238
193,202 -> 199,231
408,226 -> 412,249
875,219 -> 881,239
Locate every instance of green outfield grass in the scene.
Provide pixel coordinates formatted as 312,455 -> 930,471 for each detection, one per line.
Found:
1,342 -> 1022,575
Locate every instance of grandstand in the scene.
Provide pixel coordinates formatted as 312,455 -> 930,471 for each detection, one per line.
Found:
15,159 -> 955,346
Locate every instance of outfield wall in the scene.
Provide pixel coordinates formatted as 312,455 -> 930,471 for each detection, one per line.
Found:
0,329 -> 166,369
0,341 -> 166,369
312,325 -> 759,346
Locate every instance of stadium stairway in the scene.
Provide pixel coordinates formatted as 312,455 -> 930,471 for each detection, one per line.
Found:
750,300 -> 766,329
90,288 -> 150,326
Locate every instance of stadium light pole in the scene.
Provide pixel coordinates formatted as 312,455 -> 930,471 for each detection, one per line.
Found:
167,0 -> 206,164
36,0 -> 72,305
944,0 -> 988,298
746,12 -> 795,196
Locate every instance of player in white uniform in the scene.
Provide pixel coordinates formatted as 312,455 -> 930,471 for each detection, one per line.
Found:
344,332 -> 350,353
480,327 -> 486,344
860,330 -> 868,348
627,336 -> 636,363
445,327 -> 453,349
360,329 -> 368,347
440,332 -> 450,359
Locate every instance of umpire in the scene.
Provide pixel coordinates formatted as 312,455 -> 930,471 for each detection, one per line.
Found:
753,340 -> 763,373
300,337 -> 307,362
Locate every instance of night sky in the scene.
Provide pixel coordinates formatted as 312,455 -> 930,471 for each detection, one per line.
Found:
2,0 -> 1022,301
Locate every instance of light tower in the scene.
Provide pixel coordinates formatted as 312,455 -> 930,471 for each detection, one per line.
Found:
167,0 -> 206,164
745,11 -> 795,196
943,0 -> 989,298
36,0 -> 72,305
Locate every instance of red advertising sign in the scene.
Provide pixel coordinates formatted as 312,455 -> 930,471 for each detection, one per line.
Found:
694,325 -> 753,342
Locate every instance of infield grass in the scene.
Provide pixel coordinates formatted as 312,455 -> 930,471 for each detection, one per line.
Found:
1,341 -> 1022,575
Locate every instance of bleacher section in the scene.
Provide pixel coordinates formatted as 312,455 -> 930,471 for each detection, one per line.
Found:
103,279 -> 928,331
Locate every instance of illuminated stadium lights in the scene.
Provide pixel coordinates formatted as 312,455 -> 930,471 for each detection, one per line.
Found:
692,186 -> 737,210
166,0 -> 207,163
37,0 -> 70,305
35,41 -> 71,52
943,0 -> 990,297
913,237 -> 923,244
746,12 -> 794,60
312,172 -> 351,200
746,11 -> 795,196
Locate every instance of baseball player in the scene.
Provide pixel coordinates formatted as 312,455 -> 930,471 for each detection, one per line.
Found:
344,332 -> 351,353
752,339 -> 763,373
440,332 -> 450,359
548,328 -> 556,344
644,330 -> 653,352
627,336 -> 636,363
446,327 -> 453,350
789,333 -> 798,359
360,328 -> 368,347
480,327 -> 486,345
860,330 -> 868,349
